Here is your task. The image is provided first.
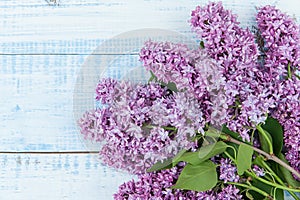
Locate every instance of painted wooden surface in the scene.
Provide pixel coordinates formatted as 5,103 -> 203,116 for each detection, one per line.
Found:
1,0 -> 300,199
0,153 -> 133,200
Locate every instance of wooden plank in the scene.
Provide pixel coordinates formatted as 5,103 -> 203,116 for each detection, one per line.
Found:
0,54 -> 134,151
0,153 -> 134,200
3,0 -> 298,54
0,55 -> 84,151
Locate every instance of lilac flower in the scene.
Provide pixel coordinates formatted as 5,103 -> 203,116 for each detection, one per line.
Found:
95,78 -> 117,104
80,79 -> 208,174
113,166 -> 181,200
139,41 -> 198,92
77,108 -> 112,142
219,158 -> 240,183
255,7 -> 300,178
272,78 -> 300,178
114,165 -> 242,200
190,1 -> 258,69
253,165 -> 265,177
190,2 -> 279,141
140,40 -> 229,129
217,185 -> 243,200
257,5 -> 300,78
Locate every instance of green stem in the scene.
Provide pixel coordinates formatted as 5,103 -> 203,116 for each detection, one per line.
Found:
161,126 -> 177,131
227,182 -> 271,199
259,159 -> 299,199
224,151 -> 236,162
143,124 -> 177,131
260,159 -> 282,184
288,62 -> 292,79
229,135 -> 300,179
246,171 -> 300,193
256,125 -> 273,155
207,128 -> 300,179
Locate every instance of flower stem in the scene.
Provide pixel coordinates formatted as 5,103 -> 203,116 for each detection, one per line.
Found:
206,128 -> 300,179
288,62 -> 292,79
227,136 -> 300,179
259,158 -> 300,199
227,182 -> 271,199
256,125 -> 273,155
246,171 -> 300,193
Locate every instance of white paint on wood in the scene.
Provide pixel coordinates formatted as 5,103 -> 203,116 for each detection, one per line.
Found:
2,0 -> 299,54
0,55 -> 85,151
0,153 -> 134,200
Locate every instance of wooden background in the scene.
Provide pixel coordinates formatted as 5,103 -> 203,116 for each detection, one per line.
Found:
1,0 -> 300,199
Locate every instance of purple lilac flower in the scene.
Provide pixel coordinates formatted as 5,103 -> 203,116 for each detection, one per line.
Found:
257,6 -> 300,178
95,78 -> 117,104
253,165 -> 265,177
77,108 -> 112,142
217,185 -> 243,200
190,1 -> 278,141
219,158 -> 240,183
79,79 -> 207,174
257,5 -> 300,78
114,165 -> 242,200
139,41 -> 199,92
140,40 -> 229,129
272,78 -> 300,178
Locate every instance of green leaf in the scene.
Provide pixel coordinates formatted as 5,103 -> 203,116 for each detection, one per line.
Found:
148,71 -> 158,82
253,155 -> 265,168
165,82 -> 178,92
172,149 -> 187,166
278,153 -> 300,188
200,41 -> 205,49
160,81 -> 178,92
236,143 -> 253,175
174,141 -> 228,165
261,117 -> 283,155
258,128 -> 273,154
246,190 -> 254,200
146,158 -> 172,172
198,141 -> 228,159
172,160 -> 217,191
274,189 -> 284,200
251,179 -> 274,200
221,125 -> 241,140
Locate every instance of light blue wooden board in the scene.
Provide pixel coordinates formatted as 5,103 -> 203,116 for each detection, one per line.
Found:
0,55 -> 85,151
0,54 -> 145,151
0,153 -> 134,200
4,0 -> 299,54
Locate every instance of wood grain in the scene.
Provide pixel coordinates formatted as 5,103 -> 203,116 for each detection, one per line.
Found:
0,55 -> 85,151
0,153 -> 134,200
3,0 -> 297,54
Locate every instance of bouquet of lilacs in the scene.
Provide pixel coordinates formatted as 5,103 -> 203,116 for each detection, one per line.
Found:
78,2 -> 300,199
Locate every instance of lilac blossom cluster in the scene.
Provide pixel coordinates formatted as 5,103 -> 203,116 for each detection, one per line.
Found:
140,40 -> 228,129
114,164 -> 242,200
78,79 -> 207,174
272,78 -> 300,178
257,5 -> 300,79
256,5 -> 300,178
189,1 -> 281,141
219,158 -> 240,183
